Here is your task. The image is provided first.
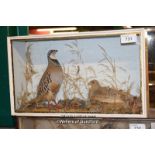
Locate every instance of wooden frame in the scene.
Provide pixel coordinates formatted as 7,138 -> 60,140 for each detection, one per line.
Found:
7,28 -> 149,118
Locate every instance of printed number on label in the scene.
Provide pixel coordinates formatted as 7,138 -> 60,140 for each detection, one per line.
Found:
121,34 -> 137,44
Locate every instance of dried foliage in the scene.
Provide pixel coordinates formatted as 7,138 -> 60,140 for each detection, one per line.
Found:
98,44 -> 135,95
24,44 -> 37,85
17,44 -> 37,109
62,41 -> 97,103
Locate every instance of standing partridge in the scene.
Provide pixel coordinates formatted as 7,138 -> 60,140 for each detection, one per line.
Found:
26,49 -> 64,110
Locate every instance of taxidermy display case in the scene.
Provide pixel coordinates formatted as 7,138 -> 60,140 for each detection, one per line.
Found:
7,28 -> 149,117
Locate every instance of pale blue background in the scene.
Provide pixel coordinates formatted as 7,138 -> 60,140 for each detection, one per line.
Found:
12,35 -> 141,96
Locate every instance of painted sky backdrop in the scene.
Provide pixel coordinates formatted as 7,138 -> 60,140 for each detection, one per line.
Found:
12,35 -> 141,96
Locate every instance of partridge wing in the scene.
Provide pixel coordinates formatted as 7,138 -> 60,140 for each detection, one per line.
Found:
37,68 -> 52,96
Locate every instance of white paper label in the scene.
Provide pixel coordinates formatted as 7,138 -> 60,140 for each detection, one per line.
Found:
129,124 -> 146,129
151,123 -> 155,129
121,34 -> 137,44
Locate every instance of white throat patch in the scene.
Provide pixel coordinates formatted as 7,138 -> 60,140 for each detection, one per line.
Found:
50,53 -> 56,60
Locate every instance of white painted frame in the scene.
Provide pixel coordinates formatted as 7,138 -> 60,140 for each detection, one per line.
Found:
7,28 -> 149,118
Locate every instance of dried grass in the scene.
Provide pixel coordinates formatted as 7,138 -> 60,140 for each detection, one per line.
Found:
63,41 -> 98,104
17,44 -> 37,109
98,44 -> 135,95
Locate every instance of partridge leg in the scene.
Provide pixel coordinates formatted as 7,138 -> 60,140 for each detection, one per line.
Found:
48,103 -> 52,111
